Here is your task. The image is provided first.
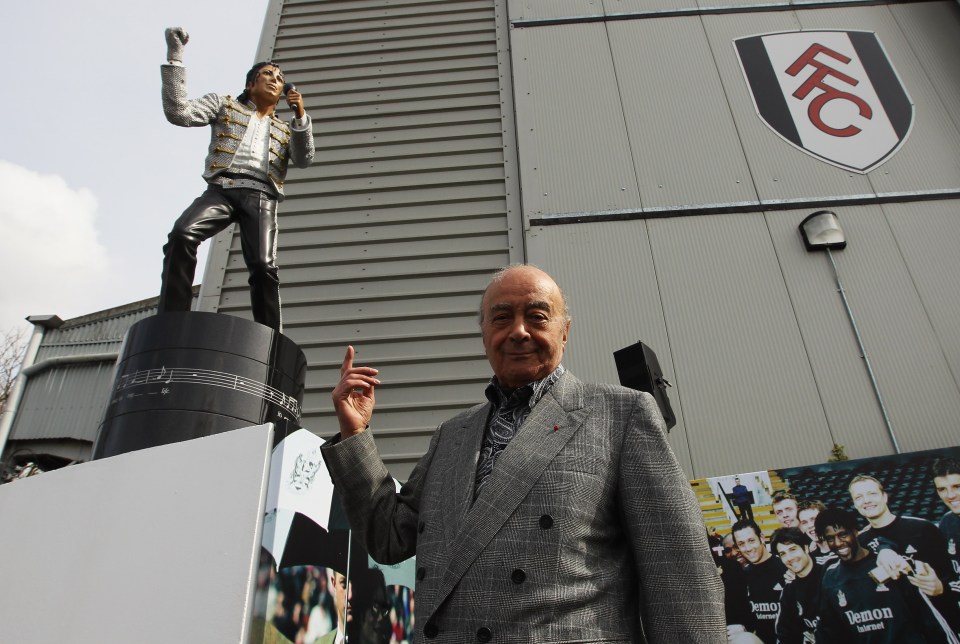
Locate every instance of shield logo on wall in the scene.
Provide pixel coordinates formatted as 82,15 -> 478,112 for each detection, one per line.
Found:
734,30 -> 913,173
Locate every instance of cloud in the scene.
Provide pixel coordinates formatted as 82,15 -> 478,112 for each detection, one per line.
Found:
0,161 -> 110,331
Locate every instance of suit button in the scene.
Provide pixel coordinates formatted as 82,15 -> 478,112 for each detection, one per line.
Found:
424,622 -> 439,638
511,568 -> 526,584
477,627 -> 492,642
418,520 -> 426,534
417,567 -> 426,581
539,514 -> 553,529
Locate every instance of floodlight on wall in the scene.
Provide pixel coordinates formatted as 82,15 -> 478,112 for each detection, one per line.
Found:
799,210 -> 846,251
797,211 -> 900,454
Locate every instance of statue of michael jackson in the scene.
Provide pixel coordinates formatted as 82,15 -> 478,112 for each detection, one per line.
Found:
158,27 -> 315,331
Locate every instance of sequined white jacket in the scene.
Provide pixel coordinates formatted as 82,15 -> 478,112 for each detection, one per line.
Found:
161,64 -> 314,199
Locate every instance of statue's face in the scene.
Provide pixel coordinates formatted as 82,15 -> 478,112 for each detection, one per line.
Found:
247,65 -> 284,105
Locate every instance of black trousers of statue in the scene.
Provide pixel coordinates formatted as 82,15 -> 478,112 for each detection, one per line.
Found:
158,184 -> 281,330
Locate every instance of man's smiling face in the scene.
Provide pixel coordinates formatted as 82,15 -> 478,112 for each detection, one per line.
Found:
480,266 -> 570,388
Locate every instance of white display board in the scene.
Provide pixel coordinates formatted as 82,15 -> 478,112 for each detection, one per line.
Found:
0,424 -> 274,644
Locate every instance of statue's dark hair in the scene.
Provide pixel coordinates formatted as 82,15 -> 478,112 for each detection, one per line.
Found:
237,61 -> 283,104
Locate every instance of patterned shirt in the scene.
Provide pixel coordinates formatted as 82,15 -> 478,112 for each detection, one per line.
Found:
473,364 -> 565,497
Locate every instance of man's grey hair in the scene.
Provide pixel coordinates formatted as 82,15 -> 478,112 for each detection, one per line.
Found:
477,264 -> 570,324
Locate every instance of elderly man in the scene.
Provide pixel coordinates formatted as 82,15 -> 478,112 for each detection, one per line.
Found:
322,264 -> 725,642
158,27 -> 314,330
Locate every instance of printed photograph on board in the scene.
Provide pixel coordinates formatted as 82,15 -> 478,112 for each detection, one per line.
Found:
695,446 -> 960,643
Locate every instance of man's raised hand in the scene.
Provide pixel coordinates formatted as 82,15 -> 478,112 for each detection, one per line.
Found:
331,346 -> 380,439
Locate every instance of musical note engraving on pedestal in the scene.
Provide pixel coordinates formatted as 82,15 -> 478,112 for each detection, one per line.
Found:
94,312 -> 307,459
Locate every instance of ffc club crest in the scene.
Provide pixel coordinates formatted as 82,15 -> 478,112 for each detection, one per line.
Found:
735,31 -> 913,173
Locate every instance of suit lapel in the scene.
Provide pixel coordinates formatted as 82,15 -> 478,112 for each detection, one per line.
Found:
433,373 -> 588,606
440,404 -> 489,543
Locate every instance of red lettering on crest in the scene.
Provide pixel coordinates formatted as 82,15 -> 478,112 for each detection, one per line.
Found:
786,43 -> 872,137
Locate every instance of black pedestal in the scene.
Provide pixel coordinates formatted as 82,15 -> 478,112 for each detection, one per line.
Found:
93,312 -> 307,459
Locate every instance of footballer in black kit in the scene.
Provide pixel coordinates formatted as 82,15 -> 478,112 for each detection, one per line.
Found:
815,509 -> 956,643
773,527 -> 823,644
850,474 -> 959,632
932,458 -> 960,628
733,519 -> 787,643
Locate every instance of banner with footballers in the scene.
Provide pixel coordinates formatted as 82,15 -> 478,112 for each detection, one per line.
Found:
696,445 -> 960,642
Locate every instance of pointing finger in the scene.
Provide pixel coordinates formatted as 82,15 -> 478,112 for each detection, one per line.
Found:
341,345 -> 355,376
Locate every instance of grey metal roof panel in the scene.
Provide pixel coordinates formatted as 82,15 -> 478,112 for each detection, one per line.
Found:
295,333 -> 483,366
697,0 -> 787,8
278,183 -> 506,212
279,212 -> 507,247
282,166 -> 506,198
33,300 -> 157,362
306,373 -> 489,409
257,270 -> 490,303
889,2 -> 960,137
281,0 -> 492,23
274,223 -> 508,255
279,200 -> 507,228
609,17 -> 758,210
9,362 -> 114,442
647,212 -> 835,474
307,355 -> 490,389
281,5 -> 494,34
282,312 -> 482,338
803,204 -> 960,454
242,250 -> 505,288
765,206 -> 906,460
606,0 -> 701,13
508,0 -> 604,22
512,22 -> 642,218
310,76 -> 501,109
310,136 -> 505,163
881,200 -> 960,409
277,42 -> 498,72
275,29 -> 497,57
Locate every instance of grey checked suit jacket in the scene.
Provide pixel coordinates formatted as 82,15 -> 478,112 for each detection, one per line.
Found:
322,372 -> 725,643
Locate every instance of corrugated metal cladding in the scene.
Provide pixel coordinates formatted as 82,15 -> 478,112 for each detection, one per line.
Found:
520,2 -> 960,477
203,0 -> 516,479
10,299 -> 158,445
9,363 -> 116,443
34,304 -> 156,363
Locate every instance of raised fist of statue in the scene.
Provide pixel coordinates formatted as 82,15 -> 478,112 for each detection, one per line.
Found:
165,27 -> 189,63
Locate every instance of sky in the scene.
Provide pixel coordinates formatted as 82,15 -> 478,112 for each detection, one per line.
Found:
1,0 -> 272,335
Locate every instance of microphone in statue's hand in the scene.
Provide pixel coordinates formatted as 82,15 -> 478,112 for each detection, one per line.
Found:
283,82 -> 303,118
